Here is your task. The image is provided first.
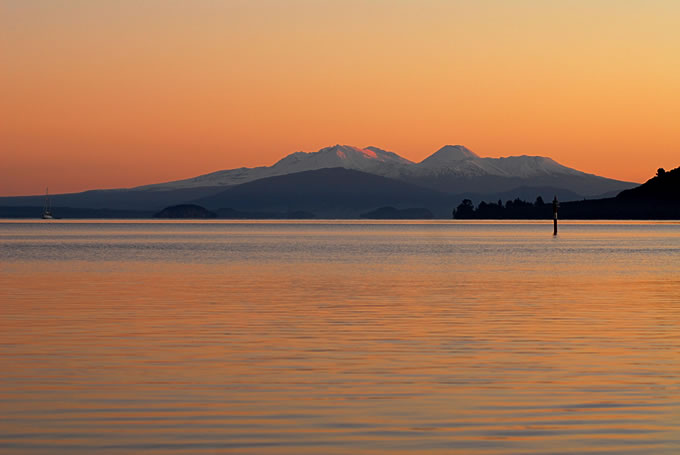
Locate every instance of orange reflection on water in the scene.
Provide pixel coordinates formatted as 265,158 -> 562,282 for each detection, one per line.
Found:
1,220 -> 679,454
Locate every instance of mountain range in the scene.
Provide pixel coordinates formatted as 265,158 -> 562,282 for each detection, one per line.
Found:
136,144 -> 634,197
0,144 -> 637,218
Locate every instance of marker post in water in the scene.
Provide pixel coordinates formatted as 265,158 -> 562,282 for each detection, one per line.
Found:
553,196 -> 559,235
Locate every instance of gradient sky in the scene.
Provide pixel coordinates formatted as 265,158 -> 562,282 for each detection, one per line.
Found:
2,0 -> 680,196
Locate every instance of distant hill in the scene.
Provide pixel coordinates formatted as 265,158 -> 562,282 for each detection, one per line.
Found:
193,167 -> 454,219
0,186 -> 223,211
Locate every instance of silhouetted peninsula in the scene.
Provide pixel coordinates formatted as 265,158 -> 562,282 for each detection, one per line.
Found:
453,165 -> 680,220
617,166 -> 680,202
153,204 -> 217,219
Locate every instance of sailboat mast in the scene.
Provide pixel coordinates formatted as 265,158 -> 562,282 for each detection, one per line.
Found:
41,187 -> 54,219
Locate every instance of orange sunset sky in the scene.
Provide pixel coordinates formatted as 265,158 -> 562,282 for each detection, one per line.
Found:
2,0 -> 679,196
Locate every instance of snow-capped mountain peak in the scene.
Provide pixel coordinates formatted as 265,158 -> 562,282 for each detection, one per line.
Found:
272,144 -> 412,174
420,145 -> 479,165
416,145 -> 502,177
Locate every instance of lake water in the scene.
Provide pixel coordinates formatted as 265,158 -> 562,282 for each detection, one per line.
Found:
1,220 -> 679,454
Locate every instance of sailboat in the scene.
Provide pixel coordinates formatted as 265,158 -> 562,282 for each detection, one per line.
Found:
42,187 -> 54,219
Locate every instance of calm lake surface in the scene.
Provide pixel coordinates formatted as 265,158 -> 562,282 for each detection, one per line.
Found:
1,220 -> 679,454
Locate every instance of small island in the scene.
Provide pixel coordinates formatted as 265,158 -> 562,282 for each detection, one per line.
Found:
153,204 -> 217,219
360,206 -> 434,219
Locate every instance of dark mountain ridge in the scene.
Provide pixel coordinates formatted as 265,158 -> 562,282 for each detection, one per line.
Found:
194,167 -> 455,218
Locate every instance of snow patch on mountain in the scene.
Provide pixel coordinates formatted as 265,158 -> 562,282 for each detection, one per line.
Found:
486,155 -> 583,178
413,146 -> 590,179
414,146 -> 504,177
